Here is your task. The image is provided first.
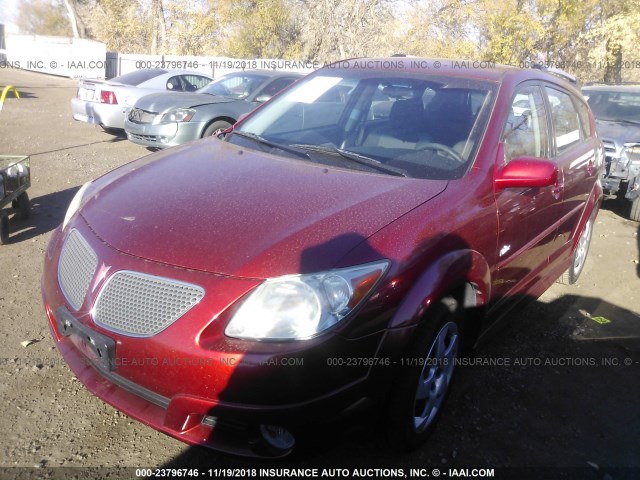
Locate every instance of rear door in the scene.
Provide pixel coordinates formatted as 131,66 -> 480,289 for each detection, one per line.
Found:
543,85 -> 598,259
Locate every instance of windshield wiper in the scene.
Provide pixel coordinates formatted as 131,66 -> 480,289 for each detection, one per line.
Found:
231,131 -> 311,159
290,143 -> 409,177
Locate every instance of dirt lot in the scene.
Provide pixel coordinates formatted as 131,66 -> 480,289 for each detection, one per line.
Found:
0,69 -> 638,480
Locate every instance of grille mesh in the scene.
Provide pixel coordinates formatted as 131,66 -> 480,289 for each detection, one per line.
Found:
58,229 -> 98,311
94,271 -> 204,337
128,108 -> 157,124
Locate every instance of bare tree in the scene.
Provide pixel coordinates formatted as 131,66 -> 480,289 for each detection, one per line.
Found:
63,0 -> 87,38
298,0 -> 397,62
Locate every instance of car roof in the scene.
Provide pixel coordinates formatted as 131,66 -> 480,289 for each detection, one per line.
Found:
221,69 -> 304,78
162,69 -> 213,77
320,57 -> 579,88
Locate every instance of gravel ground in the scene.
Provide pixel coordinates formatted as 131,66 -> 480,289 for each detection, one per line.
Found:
0,69 -> 638,480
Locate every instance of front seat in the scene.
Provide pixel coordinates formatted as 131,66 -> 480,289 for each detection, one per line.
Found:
363,98 -> 428,148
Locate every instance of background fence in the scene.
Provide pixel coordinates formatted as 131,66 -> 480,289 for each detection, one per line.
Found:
2,31 -> 318,80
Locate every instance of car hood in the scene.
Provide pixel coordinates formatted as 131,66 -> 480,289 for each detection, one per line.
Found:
595,119 -> 640,146
80,140 -> 446,279
134,92 -> 235,112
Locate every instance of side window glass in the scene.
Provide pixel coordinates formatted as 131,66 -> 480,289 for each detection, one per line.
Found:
574,98 -> 591,139
166,76 -> 182,91
502,86 -> 549,163
181,75 -> 211,92
545,87 -> 582,153
256,78 -> 297,102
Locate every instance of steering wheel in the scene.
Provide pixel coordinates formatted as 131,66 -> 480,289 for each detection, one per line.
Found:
417,142 -> 464,163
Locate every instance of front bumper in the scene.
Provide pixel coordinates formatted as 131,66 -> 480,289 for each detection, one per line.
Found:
42,220 -> 394,457
125,119 -> 205,148
70,98 -> 127,129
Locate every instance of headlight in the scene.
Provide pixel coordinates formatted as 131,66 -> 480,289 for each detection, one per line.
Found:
62,181 -> 91,230
225,261 -> 389,340
157,108 -> 195,124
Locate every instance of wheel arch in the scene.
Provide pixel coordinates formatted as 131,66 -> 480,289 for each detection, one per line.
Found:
388,249 -> 491,349
200,116 -> 236,138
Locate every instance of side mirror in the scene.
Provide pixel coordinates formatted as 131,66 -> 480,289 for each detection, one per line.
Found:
495,157 -> 558,189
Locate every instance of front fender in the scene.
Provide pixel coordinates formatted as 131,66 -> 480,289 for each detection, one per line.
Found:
388,249 -> 491,329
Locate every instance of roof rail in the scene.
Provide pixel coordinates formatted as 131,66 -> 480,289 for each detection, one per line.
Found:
531,64 -> 578,85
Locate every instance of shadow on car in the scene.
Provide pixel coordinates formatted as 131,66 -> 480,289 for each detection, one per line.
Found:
148,292 -> 640,479
6,185 -> 79,243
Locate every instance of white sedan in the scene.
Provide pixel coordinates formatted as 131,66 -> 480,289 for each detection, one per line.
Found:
70,69 -> 213,130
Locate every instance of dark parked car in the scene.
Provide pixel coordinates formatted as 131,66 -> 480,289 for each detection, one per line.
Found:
124,70 -> 301,148
582,84 -> 640,220
43,58 -> 603,458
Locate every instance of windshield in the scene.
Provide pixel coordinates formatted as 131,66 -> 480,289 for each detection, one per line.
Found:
198,73 -> 269,99
583,89 -> 640,123
227,71 -> 496,179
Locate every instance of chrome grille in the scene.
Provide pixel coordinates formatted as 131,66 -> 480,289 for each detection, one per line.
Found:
94,271 -> 204,337
128,108 -> 157,124
58,229 -> 98,311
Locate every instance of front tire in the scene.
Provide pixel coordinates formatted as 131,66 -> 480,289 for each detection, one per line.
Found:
386,295 -> 463,450
202,120 -> 232,138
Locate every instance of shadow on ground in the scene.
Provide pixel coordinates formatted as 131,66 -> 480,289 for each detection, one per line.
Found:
149,294 -> 639,479
5,186 -> 79,243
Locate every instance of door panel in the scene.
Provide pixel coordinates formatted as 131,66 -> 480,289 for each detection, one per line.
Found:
493,85 -> 561,299
544,87 -> 597,251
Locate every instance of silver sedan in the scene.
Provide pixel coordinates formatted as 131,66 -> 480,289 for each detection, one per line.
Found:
70,69 -> 213,130
124,70 -> 301,149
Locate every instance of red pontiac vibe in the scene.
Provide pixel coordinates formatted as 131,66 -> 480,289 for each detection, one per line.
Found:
42,58 -> 603,458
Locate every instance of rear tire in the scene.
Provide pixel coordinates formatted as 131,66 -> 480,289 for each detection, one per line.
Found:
386,295 -> 464,450
202,120 -> 232,138
558,214 -> 594,284
630,197 -> 640,222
